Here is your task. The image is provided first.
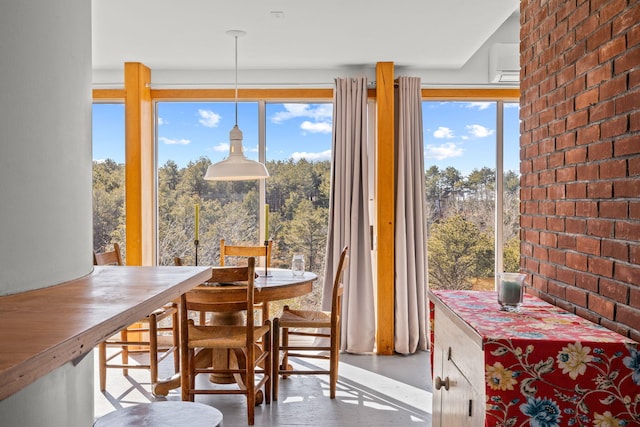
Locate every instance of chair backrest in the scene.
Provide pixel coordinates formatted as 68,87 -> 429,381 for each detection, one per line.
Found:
94,243 -> 123,266
331,246 -> 349,323
181,258 -> 257,341
220,239 -> 272,267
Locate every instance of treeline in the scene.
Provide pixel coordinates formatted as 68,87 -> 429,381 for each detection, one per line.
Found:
93,158 -> 520,293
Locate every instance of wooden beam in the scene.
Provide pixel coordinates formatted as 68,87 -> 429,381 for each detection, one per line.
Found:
422,88 -> 519,100
375,62 -> 395,355
124,62 -> 154,266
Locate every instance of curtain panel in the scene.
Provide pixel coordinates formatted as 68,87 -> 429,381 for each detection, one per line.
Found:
394,76 -> 429,354
323,77 -> 375,353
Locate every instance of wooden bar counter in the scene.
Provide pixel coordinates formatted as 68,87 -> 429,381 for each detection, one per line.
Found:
0,265 -> 211,401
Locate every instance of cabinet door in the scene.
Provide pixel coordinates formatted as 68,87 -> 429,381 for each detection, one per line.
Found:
442,355 -> 480,427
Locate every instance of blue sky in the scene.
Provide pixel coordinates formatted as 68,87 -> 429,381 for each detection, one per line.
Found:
92,101 -> 520,176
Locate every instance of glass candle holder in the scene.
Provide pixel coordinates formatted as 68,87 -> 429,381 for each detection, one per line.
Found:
497,272 -> 526,312
291,254 -> 305,276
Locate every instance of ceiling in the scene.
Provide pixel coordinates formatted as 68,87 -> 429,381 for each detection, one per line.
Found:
92,0 -> 521,88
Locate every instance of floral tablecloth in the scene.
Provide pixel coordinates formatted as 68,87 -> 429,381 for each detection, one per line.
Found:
430,290 -> 640,427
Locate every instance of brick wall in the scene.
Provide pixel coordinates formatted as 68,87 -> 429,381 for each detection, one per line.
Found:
520,0 -> 639,341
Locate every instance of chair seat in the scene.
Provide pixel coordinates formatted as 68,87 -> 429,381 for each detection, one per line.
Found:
279,309 -> 331,328
188,323 -> 270,348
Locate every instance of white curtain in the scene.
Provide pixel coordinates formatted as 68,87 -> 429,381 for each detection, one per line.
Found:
322,77 -> 375,353
394,76 -> 429,354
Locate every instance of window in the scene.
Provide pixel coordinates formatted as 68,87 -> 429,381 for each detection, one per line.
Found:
423,100 -> 520,290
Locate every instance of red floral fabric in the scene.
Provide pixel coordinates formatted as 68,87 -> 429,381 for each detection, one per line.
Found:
430,290 -> 640,427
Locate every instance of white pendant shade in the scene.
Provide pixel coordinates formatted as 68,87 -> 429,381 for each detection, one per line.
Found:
204,126 -> 269,180
204,30 -> 269,181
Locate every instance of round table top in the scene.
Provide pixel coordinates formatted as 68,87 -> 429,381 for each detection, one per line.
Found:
195,267 -> 318,306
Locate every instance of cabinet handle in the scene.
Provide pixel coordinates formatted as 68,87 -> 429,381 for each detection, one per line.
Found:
434,376 -> 450,391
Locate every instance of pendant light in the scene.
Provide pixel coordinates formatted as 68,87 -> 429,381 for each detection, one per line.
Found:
204,30 -> 269,181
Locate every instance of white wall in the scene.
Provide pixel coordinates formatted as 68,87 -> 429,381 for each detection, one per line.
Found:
0,0 -> 95,425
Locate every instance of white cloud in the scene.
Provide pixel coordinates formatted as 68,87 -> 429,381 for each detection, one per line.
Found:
425,142 -> 464,160
300,121 -> 332,134
465,102 -> 492,110
271,104 -> 333,123
198,109 -> 221,128
157,117 -> 165,125
159,136 -> 190,145
291,149 -> 332,162
466,124 -> 495,138
213,142 -> 229,152
433,126 -> 454,139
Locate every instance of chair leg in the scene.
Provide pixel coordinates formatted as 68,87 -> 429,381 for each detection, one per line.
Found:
120,329 -> 129,376
264,320 -> 272,405
172,309 -> 180,375
272,318 -> 280,401
149,314 -> 159,386
99,342 -> 107,391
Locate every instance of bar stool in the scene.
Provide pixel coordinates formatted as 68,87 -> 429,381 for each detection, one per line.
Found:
94,401 -> 222,427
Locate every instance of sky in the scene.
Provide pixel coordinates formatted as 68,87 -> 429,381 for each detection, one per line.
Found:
92,101 -> 521,176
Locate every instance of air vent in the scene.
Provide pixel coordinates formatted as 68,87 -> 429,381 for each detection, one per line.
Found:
489,43 -> 519,84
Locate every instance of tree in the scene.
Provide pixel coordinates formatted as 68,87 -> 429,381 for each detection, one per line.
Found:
282,199 -> 328,272
428,214 -> 493,290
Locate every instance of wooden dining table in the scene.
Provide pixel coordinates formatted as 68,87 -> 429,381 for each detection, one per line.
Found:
153,267 -> 318,397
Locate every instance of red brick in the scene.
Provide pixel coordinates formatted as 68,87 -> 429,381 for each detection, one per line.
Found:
615,221 -> 640,241
629,20 -> 640,47
576,124 -> 601,145
590,99 -> 615,122
599,0 -> 628,24
565,147 -> 587,165
600,318 -> 632,338
601,115 -> 629,139
533,155 -> 548,171
557,166 -> 577,182
588,141 -> 612,161
556,132 -> 576,149
616,304 -> 640,333
600,159 -> 628,179
532,187 -> 547,201
599,75 -> 627,102
629,157 -> 640,176
572,4 -> 594,38
567,218 -> 587,234
525,143 -> 539,159
549,151 -> 565,168
588,219 -> 615,238
587,22 -> 613,51
587,181 -> 613,198
589,257 -> 613,277
549,120 -> 566,137
600,278 -> 629,303
566,285 -> 587,307
567,252 -> 588,271
542,201 -> 557,215
549,247 -> 566,264
577,163 -> 599,180
631,287 -> 640,307
631,111 -> 640,131
548,280 -> 567,299
612,2 -> 640,35
575,306 -> 602,324
566,182 -> 586,198
615,48 -> 640,75
556,265 -> 575,284
614,262 -> 640,286
613,135 -> 640,156
600,201 -> 629,218
588,293 -> 615,319
557,200 -> 576,216
556,99 -> 575,118
559,234 -> 577,250
578,235 -> 601,255
535,246 -> 550,262
599,35 -> 626,63
540,231 -> 558,247
575,50 -> 599,76
567,110 -> 589,130
576,201 -> 598,217
586,65 -> 612,88
631,202 -> 640,219
547,217 -> 565,231
540,170 -> 556,185
565,40 -> 587,65
576,272 -> 599,292
525,229 -> 540,245
548,184 -> 567,199
566,77 -> 587,98
604,240 -> 630,261
632,244 -> 640,264
614,180 -> 640,198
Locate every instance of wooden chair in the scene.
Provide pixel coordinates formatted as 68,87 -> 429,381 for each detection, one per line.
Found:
180,257 -> 271,425
94,243 -> 180,392
220,238 -> 273,321
272,246 -> 349,400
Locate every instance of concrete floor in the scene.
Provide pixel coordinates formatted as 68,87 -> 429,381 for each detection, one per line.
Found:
94,349 -> 433,426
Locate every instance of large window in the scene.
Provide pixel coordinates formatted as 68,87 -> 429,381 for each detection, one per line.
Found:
423,101 -> 520,291
92,103 -> 125,258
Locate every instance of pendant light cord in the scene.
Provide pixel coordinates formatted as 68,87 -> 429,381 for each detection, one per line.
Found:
234,34 -> 238,127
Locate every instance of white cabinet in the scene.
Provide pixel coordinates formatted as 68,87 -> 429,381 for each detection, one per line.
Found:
431,299 -> 485,427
